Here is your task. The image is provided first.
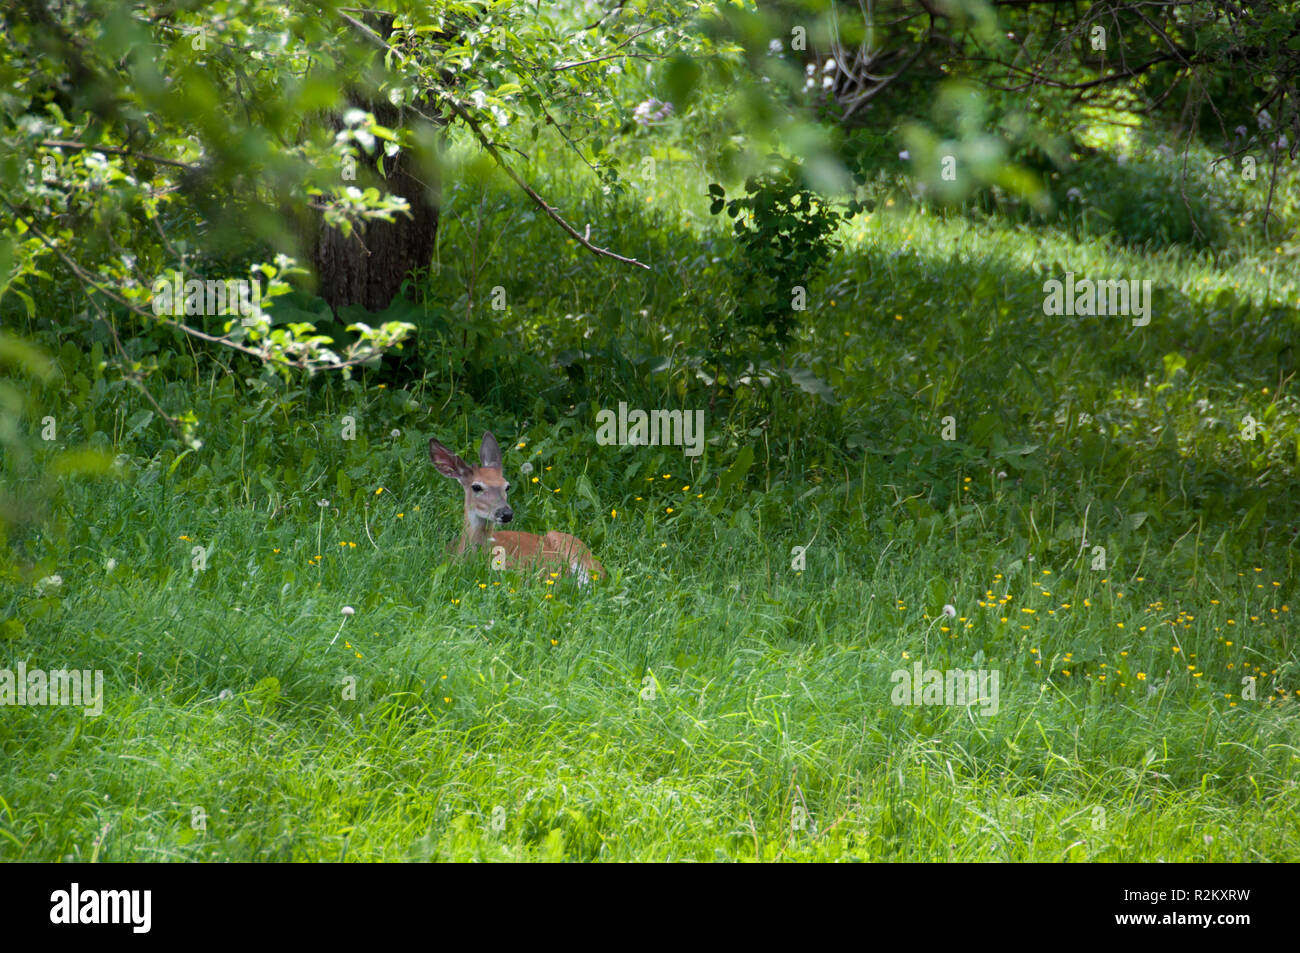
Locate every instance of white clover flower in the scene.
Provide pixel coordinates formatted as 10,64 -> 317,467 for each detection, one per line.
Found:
105,558 -> 117,572
899,150 -> 911,161
341,606 -> 355,616
317,499 -> 330,508
35,574 -> 63,593
1066,187 -> 1083,202
390,429 -> 401,438
219,689 -> 234,701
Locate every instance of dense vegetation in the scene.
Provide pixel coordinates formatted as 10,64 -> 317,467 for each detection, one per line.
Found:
2,0 -> 1298,861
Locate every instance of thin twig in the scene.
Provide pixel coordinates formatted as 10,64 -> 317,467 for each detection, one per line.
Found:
39,139 -> 195,170
5,200 -> 389,373
339,10 -> 649,270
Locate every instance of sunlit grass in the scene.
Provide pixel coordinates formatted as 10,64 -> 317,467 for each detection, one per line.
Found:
3,120 -> 1298,862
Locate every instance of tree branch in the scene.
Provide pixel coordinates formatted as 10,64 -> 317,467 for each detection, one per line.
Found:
339,10 -> 649,270
39,139 -> 195,170
5,200 -> 391,373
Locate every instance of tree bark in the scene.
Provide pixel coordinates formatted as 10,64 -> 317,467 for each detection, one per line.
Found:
312,96 -> 441,314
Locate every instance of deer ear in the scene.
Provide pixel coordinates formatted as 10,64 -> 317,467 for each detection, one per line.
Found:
479,431 -> 503,469
429,439 -> 472,480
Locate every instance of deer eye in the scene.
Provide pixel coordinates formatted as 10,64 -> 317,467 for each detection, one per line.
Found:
504,483 -> 511,491
471,484 -> 483,494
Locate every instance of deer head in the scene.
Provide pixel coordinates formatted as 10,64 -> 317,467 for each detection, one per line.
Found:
429,431 -> 513,529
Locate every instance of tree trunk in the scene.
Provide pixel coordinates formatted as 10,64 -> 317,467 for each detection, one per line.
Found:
312,99 -> 441,313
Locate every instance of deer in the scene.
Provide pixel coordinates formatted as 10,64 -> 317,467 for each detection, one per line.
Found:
428,432 -> 606,585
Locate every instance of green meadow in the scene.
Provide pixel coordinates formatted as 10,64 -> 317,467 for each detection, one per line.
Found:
4,145 -> 1299,860
3,0 -> 1299,863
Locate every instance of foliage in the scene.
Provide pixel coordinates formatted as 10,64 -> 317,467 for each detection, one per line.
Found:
0,0 -> 711,430
708,157 -> 861,359
2,0 -> 1300,864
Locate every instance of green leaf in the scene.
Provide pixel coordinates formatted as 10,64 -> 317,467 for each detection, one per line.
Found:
926,577 -> 947,610
167,448 -> 198,477
787,367 -> 837,404
126,409 -> 154,435
717,445 -> 754,494
250,676 -> 282,711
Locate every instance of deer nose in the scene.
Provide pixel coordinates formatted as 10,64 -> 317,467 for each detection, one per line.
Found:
495,507 -> 513,523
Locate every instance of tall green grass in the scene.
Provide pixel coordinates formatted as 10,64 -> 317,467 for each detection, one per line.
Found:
2,134 -> 1298,861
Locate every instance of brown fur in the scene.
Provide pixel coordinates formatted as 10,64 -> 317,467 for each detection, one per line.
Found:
429,432 -> 605,584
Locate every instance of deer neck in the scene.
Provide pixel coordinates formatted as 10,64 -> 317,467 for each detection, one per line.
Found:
459,509 -> 495,552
